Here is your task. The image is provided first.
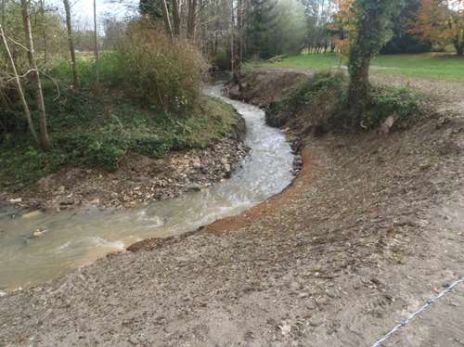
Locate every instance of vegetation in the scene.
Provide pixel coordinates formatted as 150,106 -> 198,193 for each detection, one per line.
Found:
1,0 -> 463,191
268,72 -> 423,132
0,57 -> 238,188
381,0 -> 432,54
252,53 -> 464,81
410,0 -> 464,55
342,0 -> 403,119
0,2 -> 234,189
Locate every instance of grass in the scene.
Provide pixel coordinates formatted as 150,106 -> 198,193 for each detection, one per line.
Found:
251,52 -> 464,82
0,54 -> 238,191
0,92 -> 238,190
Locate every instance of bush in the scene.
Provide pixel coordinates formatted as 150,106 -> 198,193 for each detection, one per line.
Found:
267,71 -> 423,133
367,86 -> 423,128
112,20 -> 208,113
212,49 -> 230,71
268,71 -> 346,129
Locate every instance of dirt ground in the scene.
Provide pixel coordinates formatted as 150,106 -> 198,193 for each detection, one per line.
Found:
1,70 -> 464,346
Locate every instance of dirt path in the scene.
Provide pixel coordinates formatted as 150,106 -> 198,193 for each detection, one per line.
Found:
1,71 -> 464,346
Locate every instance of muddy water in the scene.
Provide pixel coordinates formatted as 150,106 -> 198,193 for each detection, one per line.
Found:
0,86 -> 294,291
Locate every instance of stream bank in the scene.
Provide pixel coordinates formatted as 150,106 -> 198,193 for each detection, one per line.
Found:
0,85 -> 294,292
0,99 -> 248,211
1,72 -> 464,346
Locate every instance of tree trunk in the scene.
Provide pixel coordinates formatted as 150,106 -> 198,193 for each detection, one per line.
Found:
229,0 -> 234,73
161,0 -> 173,38
63,0 -> 79,89
93,0 -> 99,82
39,0 -> 48,63
21,0 -> 50,150
172,0 -> 180,36
187,0 -> 197,40
0,24 -> 39,145
236,0 -> 243,66
1,0 -> 5,27
347,49 -> 370,127
454,40 -> 464,56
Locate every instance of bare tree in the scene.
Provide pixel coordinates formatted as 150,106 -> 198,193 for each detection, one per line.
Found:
172,0 -> 180,35
229,0 -> 234,72
2,0 -> 6,27
21,0 -> 50,150
0,24 -> 39,145
63,0 -> 79,88
38,0 -> 48,63
161,0 -> 173,38
187,0 -> 197,40
93,0 -> 99,81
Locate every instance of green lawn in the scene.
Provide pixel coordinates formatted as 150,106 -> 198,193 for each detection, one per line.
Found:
252,53 -> 464,82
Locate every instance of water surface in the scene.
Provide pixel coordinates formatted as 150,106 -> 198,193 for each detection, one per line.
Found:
0,86 -> 294,291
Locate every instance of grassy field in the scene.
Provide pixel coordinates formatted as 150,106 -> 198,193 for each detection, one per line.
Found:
252,53 -> 464,82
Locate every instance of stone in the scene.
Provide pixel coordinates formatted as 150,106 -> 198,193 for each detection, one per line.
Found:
22,210 -> 42,219
32,228 -> 48,238
185,184 -> 202,192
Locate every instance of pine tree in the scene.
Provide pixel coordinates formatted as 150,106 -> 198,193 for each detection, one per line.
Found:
246,0 -> 278,59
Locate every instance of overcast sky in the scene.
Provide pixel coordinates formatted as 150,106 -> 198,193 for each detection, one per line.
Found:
50,0 -> 137,29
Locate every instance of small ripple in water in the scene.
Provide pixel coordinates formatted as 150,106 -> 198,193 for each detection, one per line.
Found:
0,85 -> 294,291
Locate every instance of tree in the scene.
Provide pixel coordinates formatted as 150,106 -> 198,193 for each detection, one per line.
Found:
409,0 -> 464,55
246,0 -> 278,59
381,0 -> 432,54
187,0 -> 197,39
346,0 -> 403,119
160,0 -> 173,38
63,0 -> 79,88
21,0 -> 50,150
0,23 -> 38,144
93,0 -> 99,81
301,0 -> 337,53
172,0 -> 180,35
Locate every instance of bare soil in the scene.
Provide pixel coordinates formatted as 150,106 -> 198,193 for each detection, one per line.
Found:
1,70 -> 464,346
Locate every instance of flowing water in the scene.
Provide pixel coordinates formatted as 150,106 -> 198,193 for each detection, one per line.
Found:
0,86 -> 294,291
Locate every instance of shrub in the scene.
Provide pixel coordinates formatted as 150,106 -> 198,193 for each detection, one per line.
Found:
367,86 -> 423,128
267,71 -> 423,133
212,49 -> 230,71
268,71 -> 347,129
113,19 -> 208,113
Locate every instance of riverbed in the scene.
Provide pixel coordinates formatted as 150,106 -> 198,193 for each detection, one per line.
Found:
0,85 -> 294,291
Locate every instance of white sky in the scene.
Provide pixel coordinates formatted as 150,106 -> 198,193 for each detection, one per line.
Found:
50,0 -> 137,29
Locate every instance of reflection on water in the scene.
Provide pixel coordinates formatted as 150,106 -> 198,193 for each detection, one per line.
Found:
0,85 -> 294,291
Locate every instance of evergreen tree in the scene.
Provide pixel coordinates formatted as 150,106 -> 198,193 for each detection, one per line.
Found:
246,0 -> 278,59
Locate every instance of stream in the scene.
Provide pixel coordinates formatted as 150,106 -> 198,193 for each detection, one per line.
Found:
0,85 -> 294,292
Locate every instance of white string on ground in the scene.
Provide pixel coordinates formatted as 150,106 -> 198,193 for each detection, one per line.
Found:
372,276 -> 464,347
